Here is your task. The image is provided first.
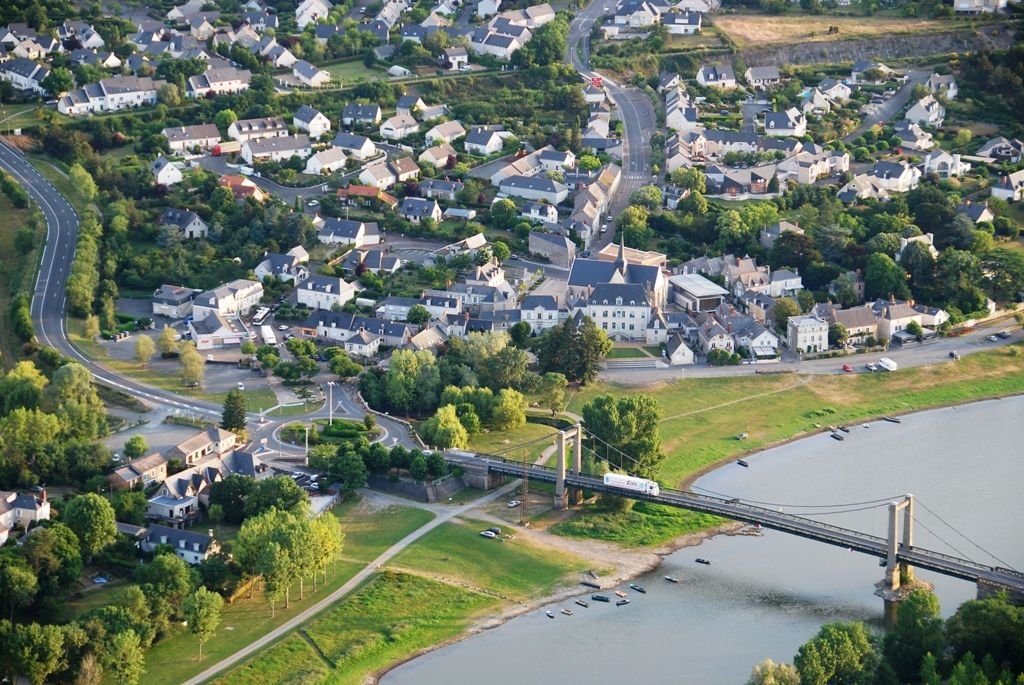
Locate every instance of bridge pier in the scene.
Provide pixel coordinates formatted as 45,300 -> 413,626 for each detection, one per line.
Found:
875,494 -> 929,605
570,424 -> 584,506
554,431 -> 568,511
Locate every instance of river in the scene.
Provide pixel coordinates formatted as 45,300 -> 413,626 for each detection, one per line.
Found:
383,396 -> 1024,685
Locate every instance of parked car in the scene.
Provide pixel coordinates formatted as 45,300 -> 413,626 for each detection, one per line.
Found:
865,362 -> 878,372
507,500 -> 522,508
986,334 -> 999,342
949,350 -> 960,360
277,324 -> 289,331
479,530 -> 497,538
237,382 -> 245,390
307,199 -> 319,207
842,363 -> 853,373
997,329 -> 1012,339
487,527 -> 502,535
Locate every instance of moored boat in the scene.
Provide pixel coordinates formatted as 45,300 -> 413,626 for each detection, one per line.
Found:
664,576 -> 680,583
831,433 -> 844,441
575,599 -> 590,608
838,425 -> 850,433
545,610 -> 555,619
592,594 -> 610,602
629,584 -> 647,594
616,598 -> 630,606
696,558 -> 711,565
883,416 -> 902,424
614,590 -> 628,598
736,459 -> 749,467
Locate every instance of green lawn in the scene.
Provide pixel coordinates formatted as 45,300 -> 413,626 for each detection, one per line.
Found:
333,502 -> 436,563
323,60 -> 385,83
606,347 -> 647,359
391,518 -> 588,600
466,420 -> 560,463
26,155 -> 87,213
550,501 -> 726,547
569,345 -> 1024,487
215,572 -> 498,685
0,192 -> 41,366
0,103 -> 45,131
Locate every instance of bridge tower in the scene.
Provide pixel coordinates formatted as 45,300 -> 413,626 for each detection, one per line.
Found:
876,494 -> 920,602
553,425 -> 584,511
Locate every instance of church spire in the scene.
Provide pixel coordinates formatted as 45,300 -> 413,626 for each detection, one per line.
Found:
614,231 -> 627,275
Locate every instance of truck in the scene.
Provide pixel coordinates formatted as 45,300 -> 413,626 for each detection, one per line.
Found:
212,141 -> 241,156
877,357 -> 898,372
603,472 -> 660,496
260,325 -> 278,347
252,306 -> 271,326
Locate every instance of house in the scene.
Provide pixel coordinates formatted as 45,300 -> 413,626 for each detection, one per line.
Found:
420,178 -> 464,201
294,104 -> 331,138
665,87 -> 701,133
745,65 -> 781,90
786,314 -> 828,353
760,220 -> 803,251
926,73 -> 957,100
169,427 -> 239,465
153,284 -> 202,318
777,147 -> 849,185
850,60 -> 893,84
419,143 -> 457,169
396,94 -> 426,115
381,295 -> 461,321
499,175 -> 568,204
904,94 -> 944,127
400,197 -> 442,224
161,123 -> 220,152
975,137 -> 1024,164
335,184 -> 398,211
991,171 -> 1024,203
59,20 -> 106,48
568,237 -> 667,308
801,88 -> 832,115
478,0 -> 501,17
228,116 -> 288,142
763,107 -> 805,137
893,121 -> 934,152
875,298 -> 923,340
957,200 -> 995,224
613,0 -> 662,27
345,329 -> 383,358
342,248 -> 403,275
185,66 -> 251,97
159,208 -> 208,240
923,150 -> 969,179
297,275 -> 356,310
443,46 -> 469,70
342,103 -> 383,126
141,525 -> 219,565
668,273 -> 727,312
869,160 -> 921,193
665,333 -> 694,365
332,132 -> 378,160
302,310 -> 413,346
313,23 -> 345,43
58,75 -> 163,115
254,246 -> 310,283
380,112 -> 420,140
696,62 -> 736,88
824,304 -> 877,344
109,453 -> 168,490
358,162 -> 395,190
293,60 -> 331,87
529,231 -> 576,268
0,490 -> 50,544
152,156 -> 183,186
318,217 -> 382,247
523,201 -> 559,225
469,30 -> 523,60
243,9 -> 279,31
954,0 -> 1005,13
838,174 -> 890,203
305,147 -> 347,175
167,0 -> 208,21
297,0 -> 333,29
192,279 -> 263,321
818,78 -> 851,102
539,148 -> 576,173
425,120 -> 467,145
662,11 -> 701,34
240,134 -> 311,164
68,49 -> 122,70
465,127 -> 504,155
767,269 -> 803,298
0,58 -> 48,94
219,175 -> 267,202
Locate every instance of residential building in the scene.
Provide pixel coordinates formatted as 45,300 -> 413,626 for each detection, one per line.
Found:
297,0 -> 333,29
529,231 -> 576,268
576,283 -> 651,342
469,30 -> 523,60
161,123 -> 220,152
539,148 -> 576,172
975,137 -> 1024,164
296,275 -> 356,310
188,312 -> 251,350
662,11 -> 701,34
185,66 -> 251,97
695,313 -> 733,354
342,103 -> 382,126
400,196 -> 442,224
499,175 -> 568,204
219,174 -> 267,202
0,57 -> 49,94
568,238 -> 667,309
764,107 -> 806,137
159,208 -> 208,240
152,156 -> 183,186
341,248 -> 403,275
109,453 -> 168,490
745,65 -> 781,90
801,87 -> 833,115
850,60 -> 893,84
904,94 -> 944,127
893,121 -> 934,152
425,120 -> 467,145
0,490 -> 50,544
419,143 -> 457,168
926,73 -> 957,100
668,273 -> 727,312
293,59 -> 331,87
228,116 -> 288,142
665,87 -> 701,133
523,201 -> 558,225
381,295 -> 462,321
317,217 -> 381,247
464,127 -> 504,155
760,220 -> 803,251
517,295 -> 564,333
786,314 -> 828,353
359,162 -> 395,190
335,184 -> 398,211
443,46 -> 470,70
478,0 -> 501,17
294,104 -> 331,138
613,0 -> 662,27
396,94 -> 426,115
58,75 -> 163,115
922,150 -> 969,178
305,147 -> 348,175
191,279 -> 263,321
169,427 -> 239,465
777,147 -> 850,185
152,284 -> 201,318
696,62 -> 736,88
665,333 -> 695,365
332,132 -> 378,160
253,246 -> 310,283
420,178 -> 464,200
767,269 -> 803,298
958,200 -> 995,224
953,0 -> 1006,12
301,310 -> 413,347
991,171 -> 1024,203
875,298 -> 923,340
869,160 -> 921,193
141,525 -> 219,565
380,112 -> 420,140
818,77 -> 851,102
240,134 -> 311,164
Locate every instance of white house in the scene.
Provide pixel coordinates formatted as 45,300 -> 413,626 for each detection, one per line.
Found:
0,490 -> 51,544
926,73 -> 957,100
192,279 -> 264,321
662,11 -> 701,35
293,104 -> 331,138
152,156 -> 183,186
342,103 -> 382,126
0,58 -> 50,94
332,132 -> 378,160
305,147 -> 348,175
477,0 -> 501,17
904,95 -> 944,127
869,160 -> 921,193
240,134 -> 311,164
577,283 -> 651,342
141,525 -> 219,565
745,65 -> 781,90
159,209 -> 208,239
297,275 -> 356,310
153,284 -> 201,318
665,333 -> 695,366
293,60 -> 331,87
296,0 -> 333,29
425,120 -> 467,145
696,62 -> 736,89
399,196 -> 442,224
818,78 -> 851,102
499,175 -> 568,204
318,218 -> 381,247
380,113 -> 420,140
922,150 -> 970,179
991,170 -> 1024,203
229,116 -> 288,142
764,107 -> 806,137
786,314 -> 828,353
185,66 -> 251,97
161,123 -> 221,152
254,246 -> 310,284
359,162 -> 396,190
58,75 -> 163,115
465,127 -> 504,155
665,87 -> 700,133
419,143 -> 457,168
522,201 -> 558,225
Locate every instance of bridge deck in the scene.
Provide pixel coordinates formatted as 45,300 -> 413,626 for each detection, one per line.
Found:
445,451 -> 1023,592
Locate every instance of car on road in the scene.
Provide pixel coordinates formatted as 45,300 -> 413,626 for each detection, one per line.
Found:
237,382 -> 245,390
307,199 -> 319,207
510,254 -> 520,260
997,329 -> 1012,339
865,362 -> 878,372
949,351 -> 960,360
507,500 -> 522,508
277,324 -> 289,331
986,334 -> 999,342
842,363 -> 853,373
479,530 -> 497,538
600,223 -> 608,233
580,250 -> 591,258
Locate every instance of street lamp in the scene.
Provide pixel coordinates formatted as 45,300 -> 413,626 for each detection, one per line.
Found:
327,381 -> 335,426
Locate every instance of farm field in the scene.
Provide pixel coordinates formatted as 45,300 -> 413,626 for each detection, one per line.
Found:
714,14 -> 972,50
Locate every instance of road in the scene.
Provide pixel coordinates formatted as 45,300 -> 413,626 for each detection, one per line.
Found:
179,477 -> 524,685
842,69 -> 929,143
565,0 -> 655,243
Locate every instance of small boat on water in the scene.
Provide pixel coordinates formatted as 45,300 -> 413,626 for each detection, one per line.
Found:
664,576 -> 680,583
629,584 -> 647,594
575,599 -> 590,608
614,590 -> 628,598
592,594 -> 610,602
561,608 -> 574,616
616,599 -> 630,606
696,558 -> 711,566
837,425 -> 850,433
581,580 -> 601,589
863,423 -> 869,428
831,433 -> 844,441
883,416 -> 902,424
736,459 -> 749,468
545,610 -> 555,619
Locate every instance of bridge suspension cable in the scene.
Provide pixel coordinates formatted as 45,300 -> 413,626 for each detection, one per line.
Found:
915,498 -> 1018,571
910,513 -> 975,561
689,484 -> 905,510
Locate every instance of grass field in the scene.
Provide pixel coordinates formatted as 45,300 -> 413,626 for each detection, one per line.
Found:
607,347 -> 647,359
0,103 -> 44,131
0,193 -> 41,366
569,345 -> 1024,487
141,502 -> 434,685
26,155 -> 87,212
550,501 -> 727,547
466,420 -> 560,463
714,14 -> 969,50
323,60 -> 385,83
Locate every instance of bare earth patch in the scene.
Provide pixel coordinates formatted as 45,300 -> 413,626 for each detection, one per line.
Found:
714,15 -> 968,50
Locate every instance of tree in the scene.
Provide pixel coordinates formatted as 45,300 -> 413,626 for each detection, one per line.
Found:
334,448 -> 369,495
407,304 -> 431,326
747,659 -> 800,685
491,241 -> 511,263
581,394 -> 664,478
157,83 -> 181,106
22,523 -> 81,593
135,552 -> 194,609
490,198 -> 518,230
509,321 -> 532,348
329,350 -> 361,378
244,476 -> 309,518
773,297 -> 801,331
408,453 -> 428,481
828,322 -> 849,348
578,155 -> 602,172
103,630 -> 145,685
537,317 -> 611,385
179,343 -> 205,387
882,589 -> 945,683
630,185 -> 663,210
421,404 -> 469,449
69,164 -> 97,203
492,389 -> 527,431
134,335 -> 155,368
0,360 -> 48,415
770,232 -> 821,273
208,475 -> 254,525
182,587 -> 223,660
221,389 -> 247,433
123,435 -> 148,459
84,314 -> 101,340
157,326 -> 178,356
945,593 -> 1024,674
981,249 -> 1024,305
11,622 -> 66,685
63,493 -> 117,562
671,167 -> 706,193
539,372 -> 567,416
42,67 -> 74,97
214,109 -> 238,131
797,289 -> 816,313
794,622 -> 875,685
865,253 -> 910,300
0,558 -> 37,621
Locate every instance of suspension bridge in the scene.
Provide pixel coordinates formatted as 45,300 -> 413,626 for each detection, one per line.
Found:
443,424 -> 1024,603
